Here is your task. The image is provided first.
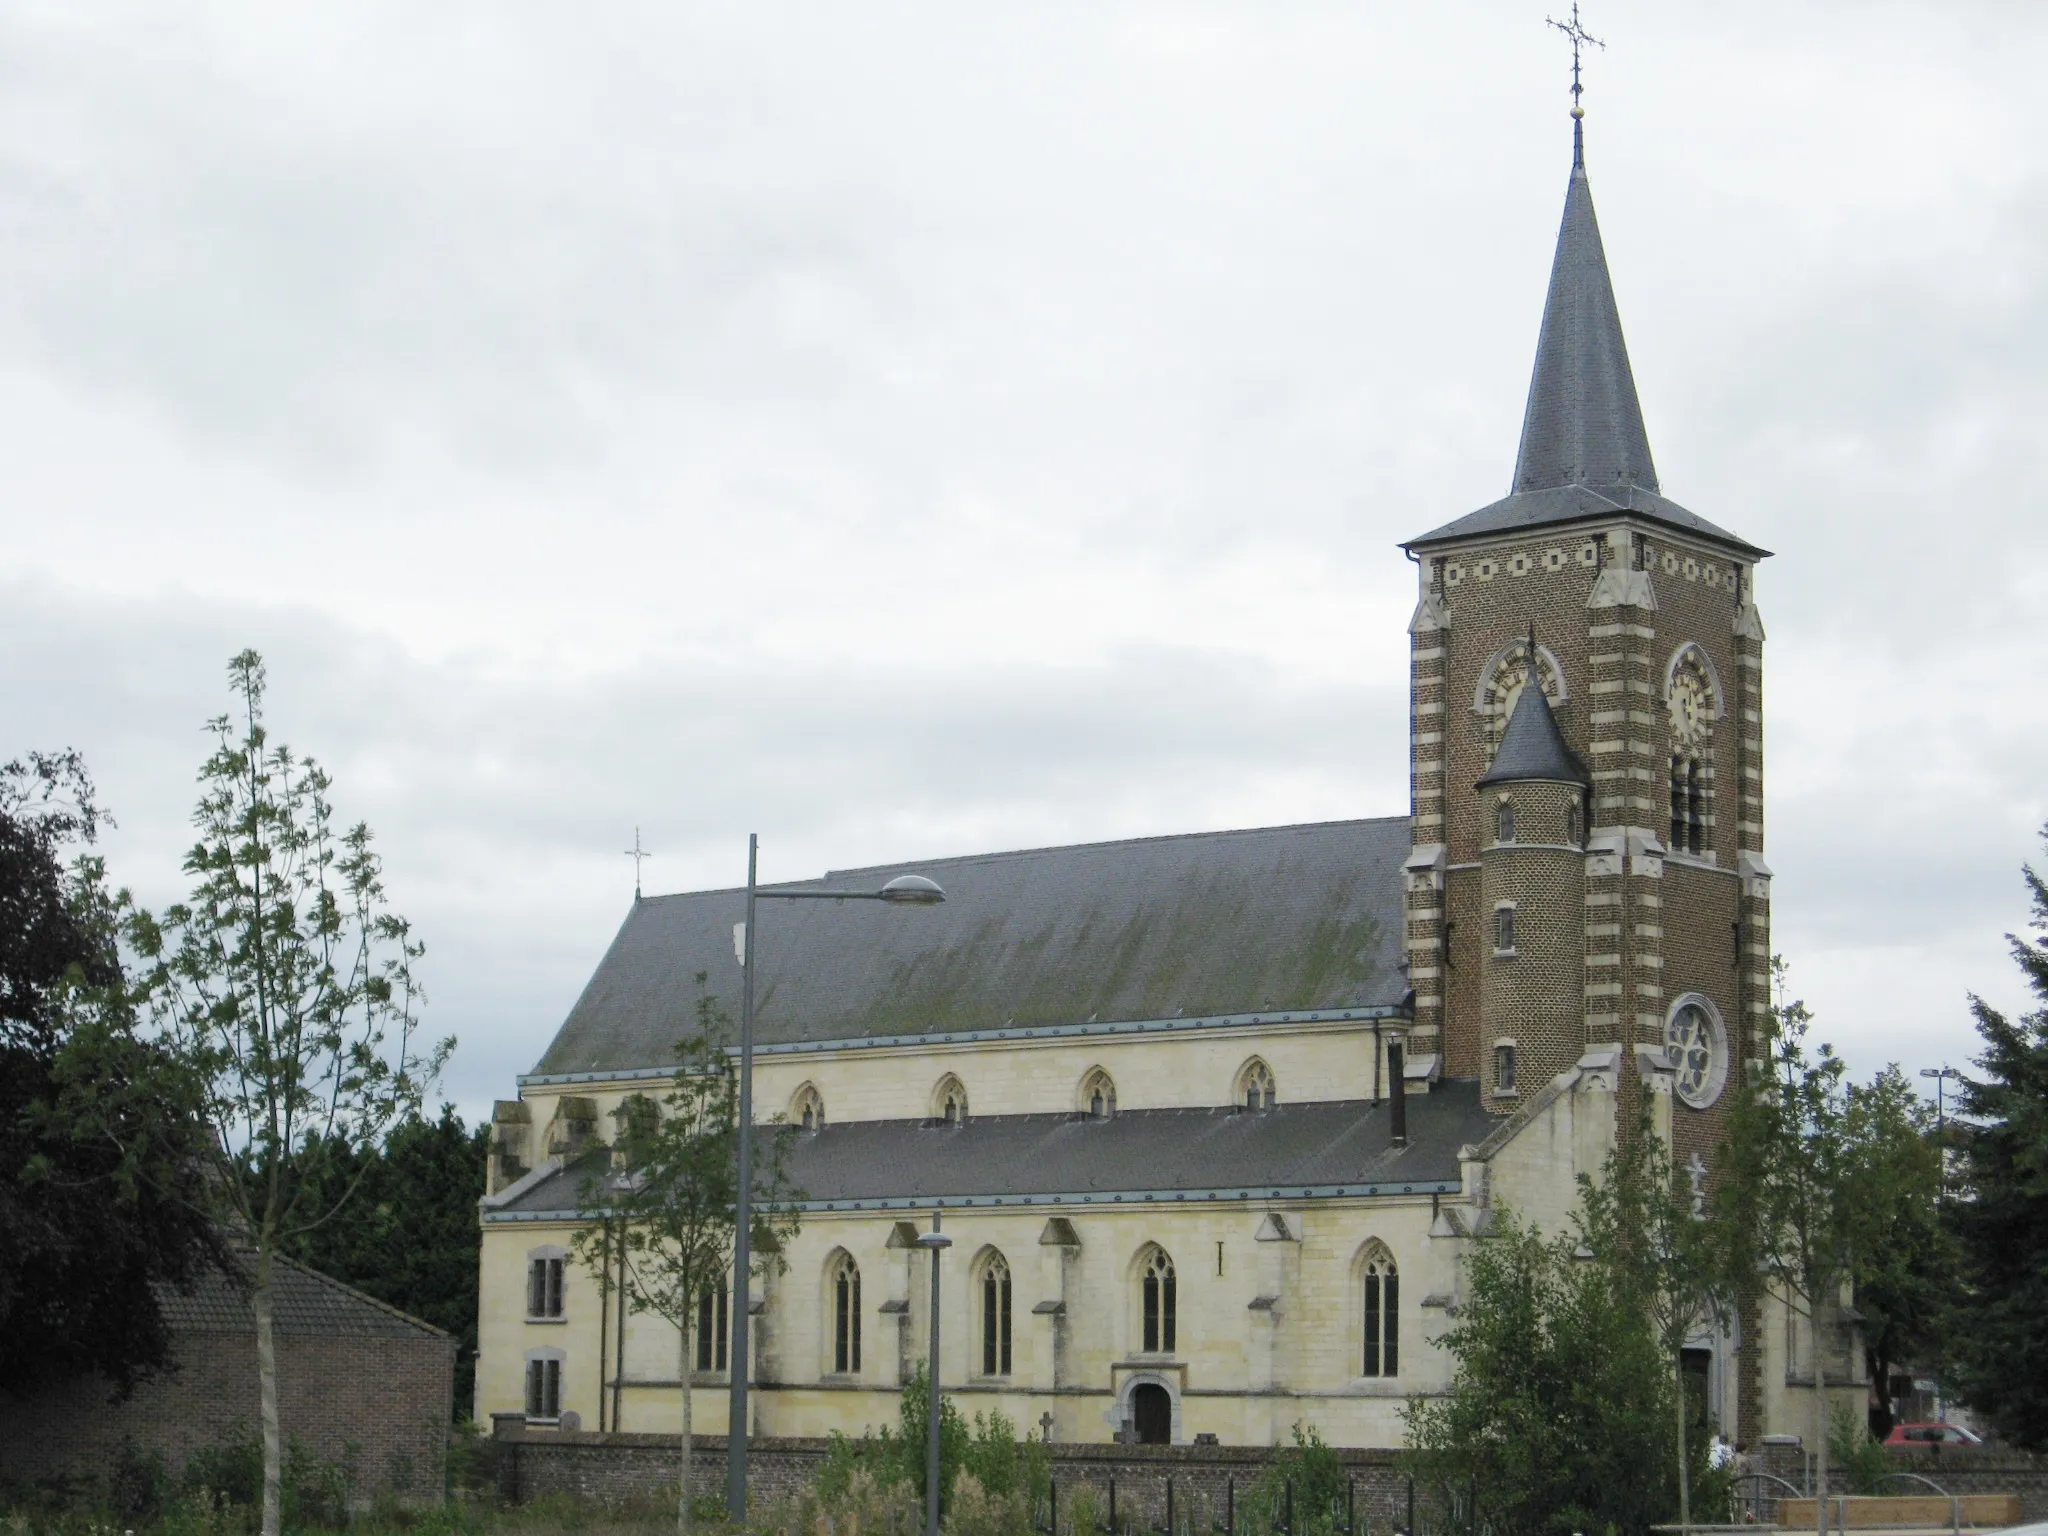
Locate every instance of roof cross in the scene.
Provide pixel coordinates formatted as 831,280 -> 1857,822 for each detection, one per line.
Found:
623,825 -> 653,900
1547,4 -> 1605,164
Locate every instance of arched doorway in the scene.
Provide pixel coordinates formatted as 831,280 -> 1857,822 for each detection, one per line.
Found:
1131,1382 -> 1172,1445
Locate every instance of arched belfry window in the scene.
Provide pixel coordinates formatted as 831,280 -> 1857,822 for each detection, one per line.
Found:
828,1251 -> 862,1374
1361,1243 -> 1399,1378
1139,1247 -> 1176,1354
931,1074 -> 968,1126
1236,1059 -> 1275,1111
1664,645 -> 1719,857
979,1251 -> 1013,1377
1081,1068 -> 1117,1120
790,1083 -> 824,1132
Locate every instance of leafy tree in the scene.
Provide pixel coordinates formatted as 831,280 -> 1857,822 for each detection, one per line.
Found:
1842,1067 -> 1949,1439
1719,970 -> 1940,1516
125,652 -> 449,1536
1403,1208 -> 1677,1536
275,1106 -> 489,1415
572,985 -> 801,1536
1948,827 -> 2048,1446
1578,1111 -> 1737,1535
0,750 -> 220,1395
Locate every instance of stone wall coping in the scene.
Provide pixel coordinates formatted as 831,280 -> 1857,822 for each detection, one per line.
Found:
493,1425 -> 1407,1467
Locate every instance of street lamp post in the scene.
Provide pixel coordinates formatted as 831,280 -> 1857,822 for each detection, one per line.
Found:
1920,1065 -> 1962,1204
917,1217 -> 952,1536
725,835 -> 946,1522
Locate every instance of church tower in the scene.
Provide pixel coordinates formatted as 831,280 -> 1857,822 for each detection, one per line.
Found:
1398,116 -> 1772,1172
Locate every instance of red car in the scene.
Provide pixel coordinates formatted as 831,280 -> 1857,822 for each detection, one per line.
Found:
1886,1422 -> 1983,1446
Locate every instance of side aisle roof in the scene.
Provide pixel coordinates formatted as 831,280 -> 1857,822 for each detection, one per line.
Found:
532,818 -> 1412,1076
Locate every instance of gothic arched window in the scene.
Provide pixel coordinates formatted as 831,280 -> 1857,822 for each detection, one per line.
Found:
829,1252 -> 862,1374
695,1281 -> 729,1372
1139,1247 -> 1176,1354
979,1251 -> 1013,1377
1361,1244 -> 1399,1378
931,1075 -> 968,1126
1237,1059 -> 1276,1111
1081,1068 -> 1117,1120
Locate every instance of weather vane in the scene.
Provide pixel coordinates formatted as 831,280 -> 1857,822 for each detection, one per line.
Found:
624,826 -> 653,899
1546,3 -> 1605,164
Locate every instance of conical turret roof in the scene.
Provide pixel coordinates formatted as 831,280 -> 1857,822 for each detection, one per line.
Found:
1475,681 -> 1588,789
1404,137 -> 1766,559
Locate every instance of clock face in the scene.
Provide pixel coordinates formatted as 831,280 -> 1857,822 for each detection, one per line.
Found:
1668,667 -> 1711,746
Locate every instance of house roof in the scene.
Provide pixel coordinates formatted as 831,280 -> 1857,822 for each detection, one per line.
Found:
531,818 -> 1413,1077
488,1083 -> 1496,1216
1475,683 -> 1590,789
1405,143 -> 1766,560
158,1249 -> 448,1339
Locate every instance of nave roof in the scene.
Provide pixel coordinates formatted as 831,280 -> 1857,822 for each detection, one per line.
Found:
488,1082 -> 1493,1217
532,817 -> 1412,1077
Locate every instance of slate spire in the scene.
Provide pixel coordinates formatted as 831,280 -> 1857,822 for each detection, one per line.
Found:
1476,678 -> 1589,788
1509,138 -> 1658,499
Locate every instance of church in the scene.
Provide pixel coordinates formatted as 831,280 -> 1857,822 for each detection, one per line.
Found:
475,108 -> 1833,1453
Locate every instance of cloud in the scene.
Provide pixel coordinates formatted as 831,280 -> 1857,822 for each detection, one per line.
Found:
2,0 -> 2045,1116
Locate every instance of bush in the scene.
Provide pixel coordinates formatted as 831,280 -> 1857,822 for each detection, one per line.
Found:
1257,1424 -> 1348,1536
946,1470 -> 1033,1536
1828,1401 -> 1895,1497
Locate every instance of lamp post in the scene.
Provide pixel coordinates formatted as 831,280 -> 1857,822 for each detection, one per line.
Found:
917,1216 -> 952,1536
1920,1065 -> 1962,1204
725,835 -> 946,1522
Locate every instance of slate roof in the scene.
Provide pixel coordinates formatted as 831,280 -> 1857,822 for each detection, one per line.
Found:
158,1249 -> 447,1338
531,819 -> 1413,1077
1475,683 -> 1589,789
1406,148 -> 1766,560
488,1083 -> 1495,1215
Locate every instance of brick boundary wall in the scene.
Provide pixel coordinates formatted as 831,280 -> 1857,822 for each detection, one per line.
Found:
491,1425 -> 1421,1530
1754,1443 -> 2048,1524
0,1331 -> 454,1505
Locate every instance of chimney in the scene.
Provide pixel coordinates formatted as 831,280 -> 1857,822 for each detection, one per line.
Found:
1389,1038 -> 1408,1149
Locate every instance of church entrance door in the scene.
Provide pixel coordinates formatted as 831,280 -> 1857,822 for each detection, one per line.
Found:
1132,1383 -> 1171,1445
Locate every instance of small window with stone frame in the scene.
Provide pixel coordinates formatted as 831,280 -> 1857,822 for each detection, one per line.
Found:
525,1356 -> 562,1419
1494,1043 -> 1517,1095
527,1254 -> 565,1320
1493,905 -> 1516,955
1496,800 -> 1516,844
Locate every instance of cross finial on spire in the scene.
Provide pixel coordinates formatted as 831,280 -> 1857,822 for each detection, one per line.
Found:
624,826 -> 653,900
1547,4 -> 1605,167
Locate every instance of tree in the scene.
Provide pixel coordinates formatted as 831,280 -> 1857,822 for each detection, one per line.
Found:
1403,1208 -> 1678,1536
1719,970 -> 1936,1523
572,985 -> 801,1536
276,1106 -> 489,1415
1842,1068 -> 1949,1439
0,750 -> 221,1396
1948,827 -> 2048,1446
1578,1111 -> 1737,1536
125,652 -> 449,1536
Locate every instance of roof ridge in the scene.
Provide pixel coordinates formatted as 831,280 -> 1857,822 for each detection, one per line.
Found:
264,1247 -> 451,1339
630,815 -> 1411,904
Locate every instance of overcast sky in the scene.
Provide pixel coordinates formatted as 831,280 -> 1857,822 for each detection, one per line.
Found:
4,0 -> 2044,1120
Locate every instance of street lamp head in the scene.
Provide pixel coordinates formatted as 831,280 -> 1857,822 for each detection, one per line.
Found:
879,874 -> 946,905
916,1231 -> 953,1251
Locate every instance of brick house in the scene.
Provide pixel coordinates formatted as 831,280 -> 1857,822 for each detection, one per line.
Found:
0,1250 -> 454,1504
